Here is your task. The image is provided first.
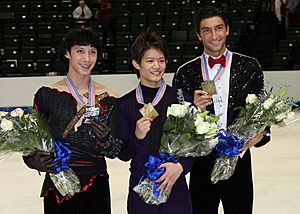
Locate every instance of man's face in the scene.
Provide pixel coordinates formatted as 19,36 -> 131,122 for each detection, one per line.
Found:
133,48 -> 166,88
197,16 -> 229,57
65,45 -> 97,77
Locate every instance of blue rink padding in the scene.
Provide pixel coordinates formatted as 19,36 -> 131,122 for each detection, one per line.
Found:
0,107 -> 32,114
1,102 -> 299,114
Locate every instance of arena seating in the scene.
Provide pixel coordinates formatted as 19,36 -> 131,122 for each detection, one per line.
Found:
0,0 -> 298,76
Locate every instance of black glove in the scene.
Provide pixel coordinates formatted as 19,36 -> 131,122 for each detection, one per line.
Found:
90,120 -> 111,141
22,150 -> 58,173
89,120 -> 122,159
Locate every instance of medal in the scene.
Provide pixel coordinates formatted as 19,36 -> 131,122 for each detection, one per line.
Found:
200,50 -> 232,96
201,80 -> 217,95
139,103 -> 159,119
136,79 -> 167,119
84,106 -> 100,123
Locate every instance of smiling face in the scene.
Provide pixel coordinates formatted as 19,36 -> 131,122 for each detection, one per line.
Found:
197,16 -> 229,57
65,45 -> 97,77
133,48 -> 166,88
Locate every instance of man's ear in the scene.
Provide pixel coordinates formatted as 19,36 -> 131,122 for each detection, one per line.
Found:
196,33 -> 202,41
132,60 -> 140,70
226,25 -> 230,36
65,51 -> 70,59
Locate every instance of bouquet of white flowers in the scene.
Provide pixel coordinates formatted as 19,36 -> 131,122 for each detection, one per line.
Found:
0,108 -> 81,196
160,101 -> 220,157
134,91 -> 220,205
211,87 -> 298,184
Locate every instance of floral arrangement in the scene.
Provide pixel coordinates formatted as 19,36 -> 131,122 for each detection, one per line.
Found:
160,101 -> 220,157
0,108 -> 81,196
211,86 -> 298,184
134,90 -> 220,205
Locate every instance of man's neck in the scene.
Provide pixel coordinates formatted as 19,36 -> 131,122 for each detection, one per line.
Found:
67,72 -> 90,90
204,49 -> 227,59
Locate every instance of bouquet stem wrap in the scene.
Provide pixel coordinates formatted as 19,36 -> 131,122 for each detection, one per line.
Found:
211,124 -> 267,184
133,154 -> 178,205
48,140 -> 81,196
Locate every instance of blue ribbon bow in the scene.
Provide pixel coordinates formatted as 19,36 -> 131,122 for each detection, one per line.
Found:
215,129 -> 244,157
50,140 -> 72,173
144,153 -> 178,198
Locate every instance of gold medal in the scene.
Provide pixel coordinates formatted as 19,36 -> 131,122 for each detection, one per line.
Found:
201,80 -> 217,95
139,103 -> 159,119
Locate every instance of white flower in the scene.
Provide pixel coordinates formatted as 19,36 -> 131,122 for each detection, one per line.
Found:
195,121 -> 210,134
275,100 -> 285,109
246,94 -> 258,104
286,111 -> 296,120
10,108 -> 24,118
0,118 -> 14,131
194,114 -> 204,126
166,104 -> 188,118
0,111 -> 8,118
262,98 -> 275,110
279,111 -> 296,126
183,101 -> 192,108
208,137 -> 219,147
204,126 -> 218,139
275,112 -> 288,122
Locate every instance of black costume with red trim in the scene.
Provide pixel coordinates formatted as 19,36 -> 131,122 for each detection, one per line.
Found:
34,86 -> 120,214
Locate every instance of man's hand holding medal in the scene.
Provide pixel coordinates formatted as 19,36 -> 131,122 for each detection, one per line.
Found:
135,103 -> 159,140
194,80 -> 217,109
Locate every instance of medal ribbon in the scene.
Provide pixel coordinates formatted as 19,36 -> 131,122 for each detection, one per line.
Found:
135,79 -> 167,106
65,74 -> 95,106
201,50 -> 232,81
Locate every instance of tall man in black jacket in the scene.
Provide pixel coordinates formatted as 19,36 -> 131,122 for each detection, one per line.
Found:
173,5 -> 270,214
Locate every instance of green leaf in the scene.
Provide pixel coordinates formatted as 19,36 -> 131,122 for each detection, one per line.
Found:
179,132 -> 192,142
163,120 -> 174,131
199,111 -> 209,118
210,115 -> 220,123
278,87 -> 288,97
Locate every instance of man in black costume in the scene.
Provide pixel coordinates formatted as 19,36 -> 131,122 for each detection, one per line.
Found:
173,5 -> 270,214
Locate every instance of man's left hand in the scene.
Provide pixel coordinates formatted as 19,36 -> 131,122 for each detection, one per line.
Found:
240,133 -> 264,152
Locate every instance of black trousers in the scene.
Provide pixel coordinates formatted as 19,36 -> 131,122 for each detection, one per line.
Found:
189,150 -> 253,214
44,176 -> 111,214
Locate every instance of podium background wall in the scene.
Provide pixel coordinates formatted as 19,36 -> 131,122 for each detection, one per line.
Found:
1,71 -> 300,107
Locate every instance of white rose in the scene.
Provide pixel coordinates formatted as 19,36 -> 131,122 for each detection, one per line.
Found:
275,112 -> 288,122
10,108 -> 24,118
262,98 -> 275,110
183,101 -> 192,107
204,126 -> 218,139
286,111 -> 296,120
279,111 -> 296,126
0,118 -> 14,131
167,104 -> 187,117
194,114 -> 204,126
196,122 -> 210,135
275,100 -> 285,109
246,94 -> 258,104
208,137 -> 219,147
209,123 -> 218,130
0,111 -> 8,118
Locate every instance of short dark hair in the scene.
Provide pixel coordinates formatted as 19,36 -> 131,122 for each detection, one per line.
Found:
194,5 -> 228,34
60,27 -> 101,68
130,31 -> 168,77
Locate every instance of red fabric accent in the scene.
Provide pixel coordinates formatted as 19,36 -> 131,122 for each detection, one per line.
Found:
208,55 -> 226,69
73,160 -> 93,164
41,173 -> 107,204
